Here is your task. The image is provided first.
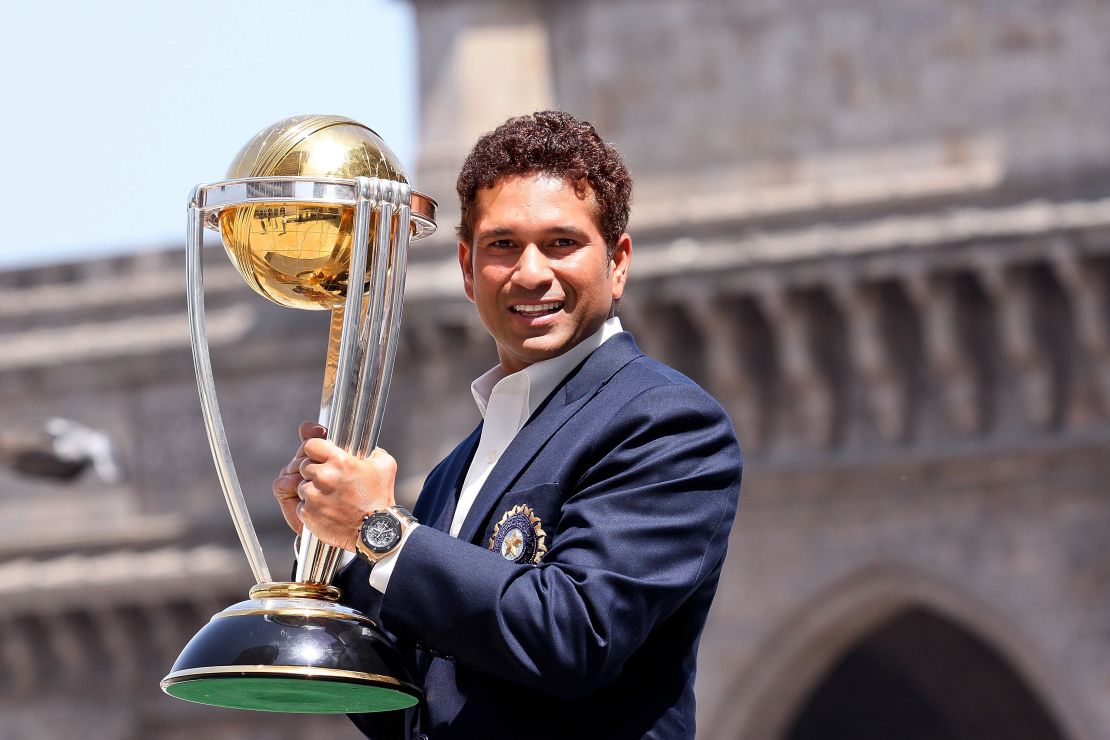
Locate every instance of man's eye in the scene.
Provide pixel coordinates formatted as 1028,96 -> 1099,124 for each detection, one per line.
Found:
488,239 -> 514,249
551,238 -> 577,248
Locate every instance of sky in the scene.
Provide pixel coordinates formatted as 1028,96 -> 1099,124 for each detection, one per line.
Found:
0,0 -> 416,269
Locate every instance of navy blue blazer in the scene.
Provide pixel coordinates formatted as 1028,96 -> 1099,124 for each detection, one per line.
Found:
337,333 -> 742,739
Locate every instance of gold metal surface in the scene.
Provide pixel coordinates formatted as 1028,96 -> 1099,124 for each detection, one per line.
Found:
161,665 -> 418,693
219,115 -> 408,310
249,581 -> 341,601
214,605 -> 377,628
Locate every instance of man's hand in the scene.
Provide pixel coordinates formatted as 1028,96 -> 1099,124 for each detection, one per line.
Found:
273,421 -> 327,536
297,438 -> 398,552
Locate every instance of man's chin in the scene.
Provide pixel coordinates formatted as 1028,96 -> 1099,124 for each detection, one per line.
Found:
511,335 -> 574,365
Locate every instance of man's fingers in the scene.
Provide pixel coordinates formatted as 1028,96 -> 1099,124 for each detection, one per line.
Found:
303,437 -> 339,463
274,472 -> 303,498
368,447 -> 399,475
280,454 -> 306,477
297,479 -> 321,501
298,421 -> 327,442
299,457 -> 316,481
300,460 -> 340,492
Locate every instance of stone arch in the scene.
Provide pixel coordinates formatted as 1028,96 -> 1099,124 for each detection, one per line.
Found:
703,564 -> 1092,740
783,607 -> 1064,739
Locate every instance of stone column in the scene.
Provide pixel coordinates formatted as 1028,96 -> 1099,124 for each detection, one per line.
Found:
686,293 -> 767,454
754,278 -> 836,452
830,274 -> 910,443
1050,242 -> 1110,422
976,258 -> 1057,429
905,271 -> 984,436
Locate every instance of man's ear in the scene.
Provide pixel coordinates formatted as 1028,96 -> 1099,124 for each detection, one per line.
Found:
610,233 -> 632,301
458,240 -> 476,303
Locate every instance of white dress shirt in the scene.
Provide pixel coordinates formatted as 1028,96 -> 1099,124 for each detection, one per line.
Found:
365,316 -> 625,593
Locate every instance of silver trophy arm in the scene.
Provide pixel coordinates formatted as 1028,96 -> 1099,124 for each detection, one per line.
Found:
295,179 -> 413,583
355,184 -> 412,457
186,193 -> 271,584
296,177 -> 380,584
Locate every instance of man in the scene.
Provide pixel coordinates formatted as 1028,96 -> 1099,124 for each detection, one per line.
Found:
274,111 -> 742,739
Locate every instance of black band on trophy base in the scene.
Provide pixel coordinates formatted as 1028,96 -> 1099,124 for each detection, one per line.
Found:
160,594 -> 421,713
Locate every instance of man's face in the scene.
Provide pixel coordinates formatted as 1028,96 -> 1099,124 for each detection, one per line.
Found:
458,173 -> 632,374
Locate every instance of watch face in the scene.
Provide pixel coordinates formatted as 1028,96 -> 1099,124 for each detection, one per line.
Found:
361,512 -> 402,553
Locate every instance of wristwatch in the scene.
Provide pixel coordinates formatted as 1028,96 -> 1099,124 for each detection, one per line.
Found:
355,505 -> 417,564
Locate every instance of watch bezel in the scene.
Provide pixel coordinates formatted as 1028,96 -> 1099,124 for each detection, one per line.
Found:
360,511 -> 403,554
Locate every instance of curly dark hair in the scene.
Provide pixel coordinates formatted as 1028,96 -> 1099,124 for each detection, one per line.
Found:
456,111 -> 633,255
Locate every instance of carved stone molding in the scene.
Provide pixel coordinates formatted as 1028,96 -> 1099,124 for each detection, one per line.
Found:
0,617 -> 39,696
976,257 -> 1057,429
904,271 -> 985,436
829,273 -> 910,443
687,294 -> 767,453
754,279 -> 838,452
1050,243 -> 1110,422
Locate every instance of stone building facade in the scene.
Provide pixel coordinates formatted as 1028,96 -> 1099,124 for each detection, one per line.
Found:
2,0 -> 1109,738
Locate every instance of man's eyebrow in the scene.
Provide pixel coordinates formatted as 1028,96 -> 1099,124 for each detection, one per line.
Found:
476,227 -> 514,241
475,225 -> 594,241
547,225 -> 592,240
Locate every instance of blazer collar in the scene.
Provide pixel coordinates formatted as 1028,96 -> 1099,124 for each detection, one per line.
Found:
456,332 -> 643,543
424,424 -> 482,532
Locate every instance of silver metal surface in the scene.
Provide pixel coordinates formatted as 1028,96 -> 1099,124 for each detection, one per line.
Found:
329,176 -> 377,449
186,193 -> 271,585
295,177 -> 378,584
348,182 -> 398,458
356,186 -> 412,458
198,176 -> 437,237
201,177 -> 359,209
187,174 -> 435,588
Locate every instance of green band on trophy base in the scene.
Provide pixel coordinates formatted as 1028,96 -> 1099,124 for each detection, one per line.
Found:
165,676 -> 419,714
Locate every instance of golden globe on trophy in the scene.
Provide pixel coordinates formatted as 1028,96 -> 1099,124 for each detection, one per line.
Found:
160,116 -> 436,713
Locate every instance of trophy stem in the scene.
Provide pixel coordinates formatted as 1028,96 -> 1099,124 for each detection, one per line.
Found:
317,307 -> 345,430
296,177 -> 385,585
186,197 -> 272,585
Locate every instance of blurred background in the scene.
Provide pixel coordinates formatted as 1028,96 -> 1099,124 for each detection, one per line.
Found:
2,0 -> 1108,738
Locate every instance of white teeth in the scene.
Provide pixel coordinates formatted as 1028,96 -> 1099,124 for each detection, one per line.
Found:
513,303 -> 563,313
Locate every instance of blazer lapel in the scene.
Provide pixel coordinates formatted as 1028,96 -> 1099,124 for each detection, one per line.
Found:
456,333 -> 643,543
422,424 -> 482,532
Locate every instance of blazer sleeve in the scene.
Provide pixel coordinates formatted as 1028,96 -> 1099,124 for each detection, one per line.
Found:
375,381 -> 742,700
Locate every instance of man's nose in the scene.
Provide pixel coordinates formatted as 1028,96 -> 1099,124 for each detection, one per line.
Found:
511,243 -> 553,289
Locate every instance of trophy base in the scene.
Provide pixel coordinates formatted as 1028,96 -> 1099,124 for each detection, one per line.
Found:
161,582 -> 420,714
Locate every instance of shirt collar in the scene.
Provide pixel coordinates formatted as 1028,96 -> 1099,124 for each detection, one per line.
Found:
470,316 -> 624,417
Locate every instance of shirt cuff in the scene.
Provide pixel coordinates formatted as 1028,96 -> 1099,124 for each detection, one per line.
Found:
366,522 -> 419,594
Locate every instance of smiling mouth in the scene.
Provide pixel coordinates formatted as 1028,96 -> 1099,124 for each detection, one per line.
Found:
511,302 -> 564,317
